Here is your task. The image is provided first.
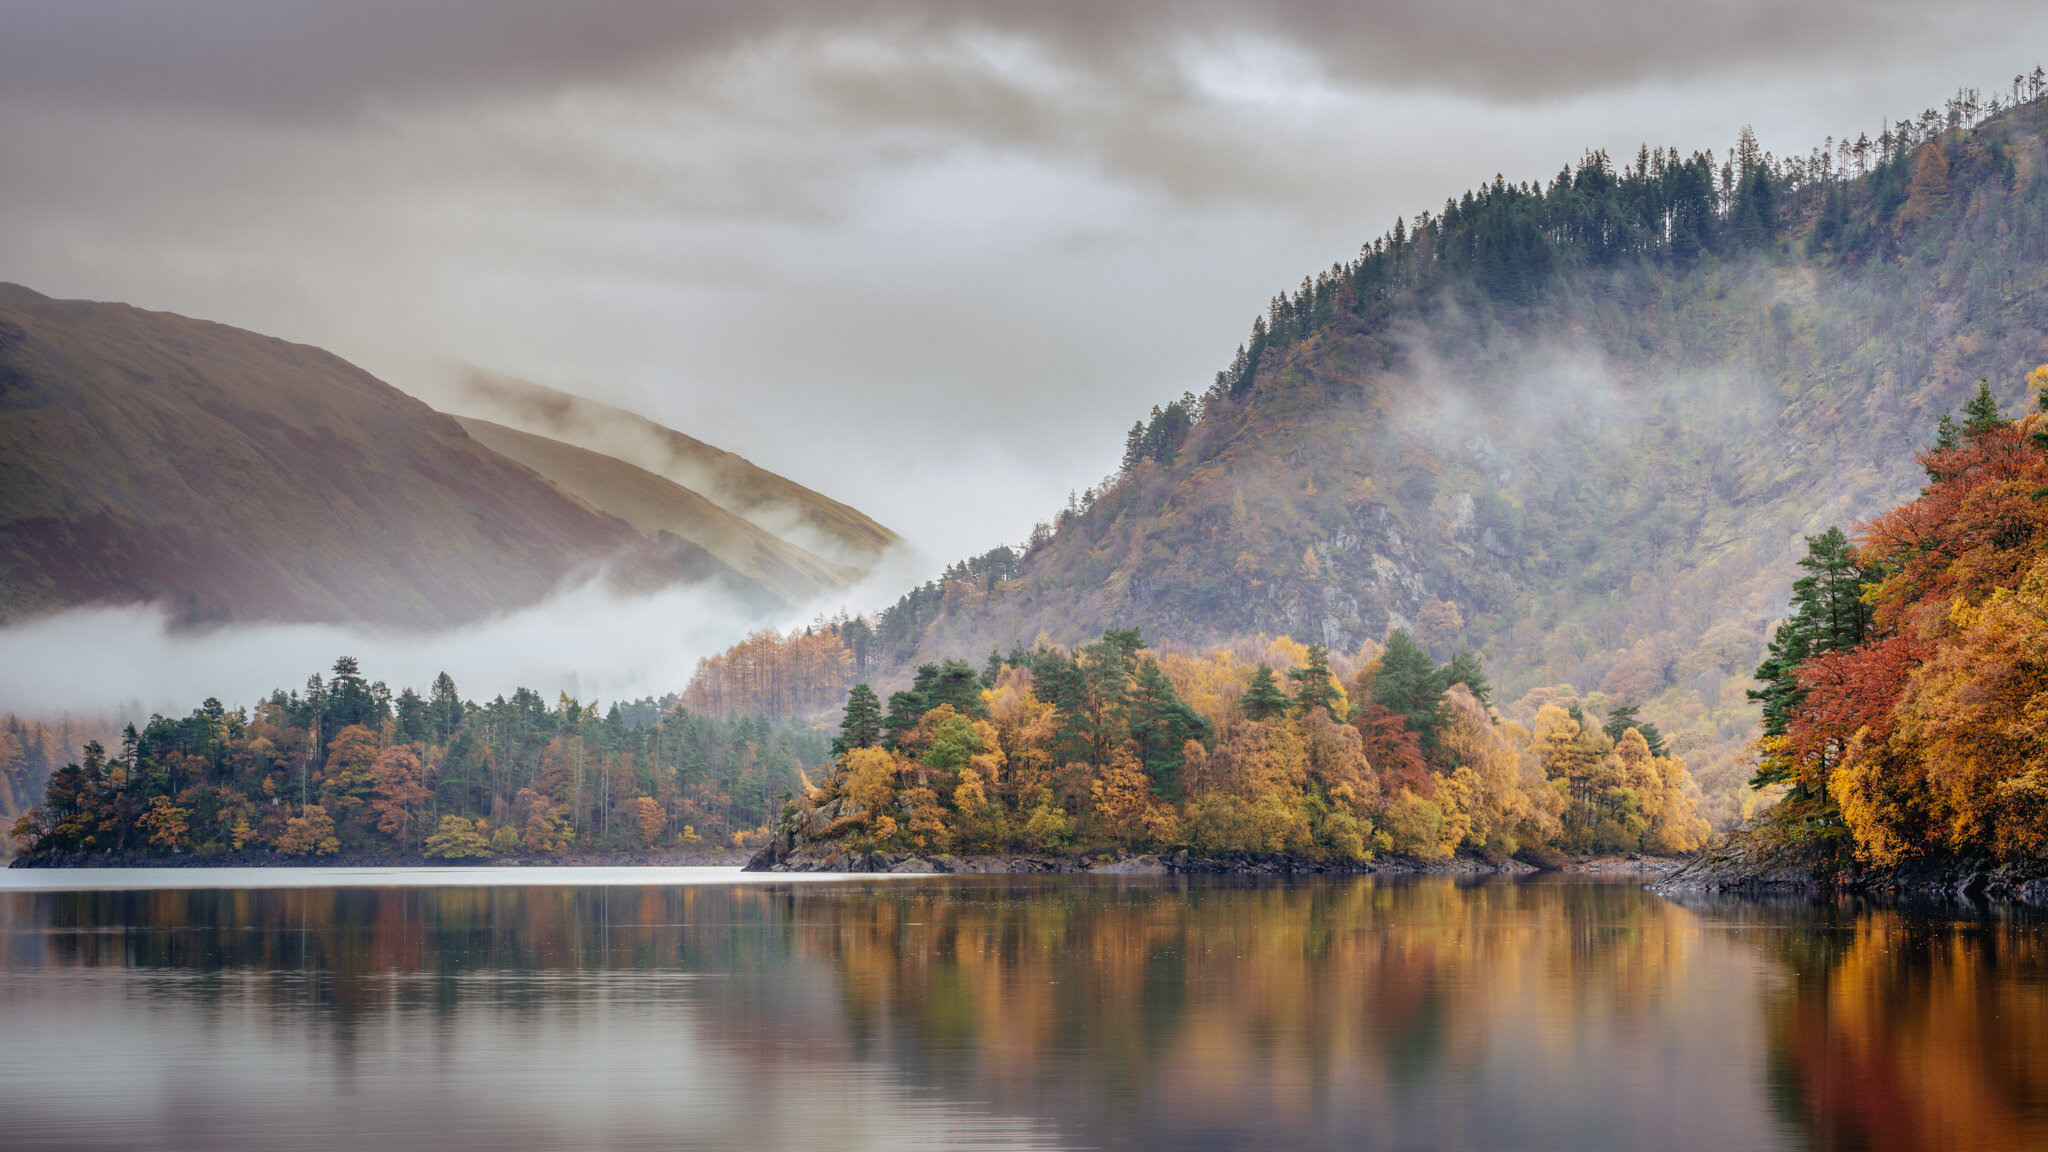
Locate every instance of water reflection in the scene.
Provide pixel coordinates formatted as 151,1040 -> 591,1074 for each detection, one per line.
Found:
0,876 -> 2040,1151
1670,892 -> 2048,1152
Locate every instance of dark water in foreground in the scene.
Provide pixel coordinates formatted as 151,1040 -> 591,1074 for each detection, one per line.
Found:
0,871 -> 2044,1152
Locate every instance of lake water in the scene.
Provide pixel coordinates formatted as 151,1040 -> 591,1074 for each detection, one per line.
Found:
0,868 -> 2043,1152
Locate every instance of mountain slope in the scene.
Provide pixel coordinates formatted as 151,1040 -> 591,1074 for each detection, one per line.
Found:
865,90 -> 2048,817
453,416 -> 857,609
0,284 -> 697,628
456,373 -> 900,571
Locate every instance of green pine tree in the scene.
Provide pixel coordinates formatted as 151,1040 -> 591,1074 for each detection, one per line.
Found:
1961,378 -> 2006,436
1239,664 -> 1291,721
1747,525 -> 1872,788
832,684 -> 885,756
1286,644 -> 1344,720
1125,658 -> 1212,798
1372,630 -> 1452,754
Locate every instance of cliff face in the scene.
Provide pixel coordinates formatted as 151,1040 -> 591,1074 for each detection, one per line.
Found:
0,285 -> 686,627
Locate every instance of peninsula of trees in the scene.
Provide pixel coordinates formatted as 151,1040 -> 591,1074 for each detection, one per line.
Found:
768,629 -> 1708,866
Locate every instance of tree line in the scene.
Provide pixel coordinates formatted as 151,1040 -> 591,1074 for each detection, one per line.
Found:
787,628 -> 1709,862
10,658 -> 825,860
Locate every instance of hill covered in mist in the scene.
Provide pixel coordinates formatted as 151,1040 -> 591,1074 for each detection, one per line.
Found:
864,82 -> 2048,818
0,284 -> 896,629
454,373 -> 900,572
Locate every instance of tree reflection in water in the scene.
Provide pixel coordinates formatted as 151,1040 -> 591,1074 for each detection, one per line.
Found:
0,876 -> 2041,1151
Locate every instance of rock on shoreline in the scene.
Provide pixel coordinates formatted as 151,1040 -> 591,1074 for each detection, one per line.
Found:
743,843 -> 1574,877
1651,830 -> 2048,907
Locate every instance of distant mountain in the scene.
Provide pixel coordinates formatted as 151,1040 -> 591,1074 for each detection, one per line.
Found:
0,284 -> 891,628
455,416 -> 857,609
864,90 -> 2048,822
456,372 -> 900,571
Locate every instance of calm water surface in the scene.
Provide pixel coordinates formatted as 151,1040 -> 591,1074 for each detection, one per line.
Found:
0,868 -> 2043,1152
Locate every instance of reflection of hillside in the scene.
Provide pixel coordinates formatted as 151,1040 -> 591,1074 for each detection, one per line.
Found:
1692,897 -> 2048,1152
783,877 -> 1781,1150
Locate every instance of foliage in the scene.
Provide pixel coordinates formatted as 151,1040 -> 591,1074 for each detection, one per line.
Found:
9,657 -> 830,860
784,628 -> 1707,861
1751,367 -> 2048,863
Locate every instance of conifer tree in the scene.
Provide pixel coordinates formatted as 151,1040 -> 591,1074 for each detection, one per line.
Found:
1961,378 -> 2006,435
1125,658 -> 1211,797
1748,525 -> 1872,787
1286,644 -> 1343,720
1239,664 -> 1291,721
833,684 -> 885,756
1372,630 -> 1453,753
1601,703 -> 1668,758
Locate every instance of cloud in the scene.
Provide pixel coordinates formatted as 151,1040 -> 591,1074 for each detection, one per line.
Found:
0,1 -> 1988,119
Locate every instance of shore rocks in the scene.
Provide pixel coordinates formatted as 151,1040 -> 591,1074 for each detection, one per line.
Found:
743,843 -> 1554,876
1652,828 -> 2048,908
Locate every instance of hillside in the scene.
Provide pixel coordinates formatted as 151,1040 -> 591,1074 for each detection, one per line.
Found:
454,416 -> 857,609
863,89 -> 2048,821
456,373 -> 901,572
0,285 -> 701,627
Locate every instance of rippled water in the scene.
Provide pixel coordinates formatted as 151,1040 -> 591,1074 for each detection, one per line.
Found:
0,869 -> 2043,1152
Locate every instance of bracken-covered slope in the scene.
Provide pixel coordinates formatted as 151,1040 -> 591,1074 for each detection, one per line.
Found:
873,92 -> 2048,816
0,284 -> 697,628
454,416 -> 857,609
456,373 -> 900,572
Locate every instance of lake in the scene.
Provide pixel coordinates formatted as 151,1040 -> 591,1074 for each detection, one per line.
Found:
0,868 -> 2042,1151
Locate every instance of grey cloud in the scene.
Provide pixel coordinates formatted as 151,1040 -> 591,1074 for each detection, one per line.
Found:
1,0 -> 1980,121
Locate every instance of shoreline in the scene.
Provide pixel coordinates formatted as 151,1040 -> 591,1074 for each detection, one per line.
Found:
8,849 -> 754,870
744,845 -> 1686,877
1651,831 -> 2048,908
7,846 -> 1687,878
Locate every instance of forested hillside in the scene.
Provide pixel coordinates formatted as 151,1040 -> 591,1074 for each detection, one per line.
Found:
858,78 -> 2048,821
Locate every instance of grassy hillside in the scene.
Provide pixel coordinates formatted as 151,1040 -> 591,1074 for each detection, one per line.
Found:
863,89 -> 2048,824
0,284 -> 692,628
454,417 -> 857,609
457,373 -> 900,572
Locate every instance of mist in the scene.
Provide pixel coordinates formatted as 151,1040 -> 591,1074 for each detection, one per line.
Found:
0,579 -> 811,723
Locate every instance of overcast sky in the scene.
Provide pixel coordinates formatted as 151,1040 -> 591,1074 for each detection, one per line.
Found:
6,1 -> 2047,578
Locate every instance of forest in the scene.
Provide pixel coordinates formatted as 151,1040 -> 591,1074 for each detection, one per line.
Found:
1752,369 -> 2048,864
780,628 -> 1709,863
8,656 -> 830,861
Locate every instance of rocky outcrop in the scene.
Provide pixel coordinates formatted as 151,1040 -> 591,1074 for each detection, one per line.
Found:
1653,826 -> 2048,907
